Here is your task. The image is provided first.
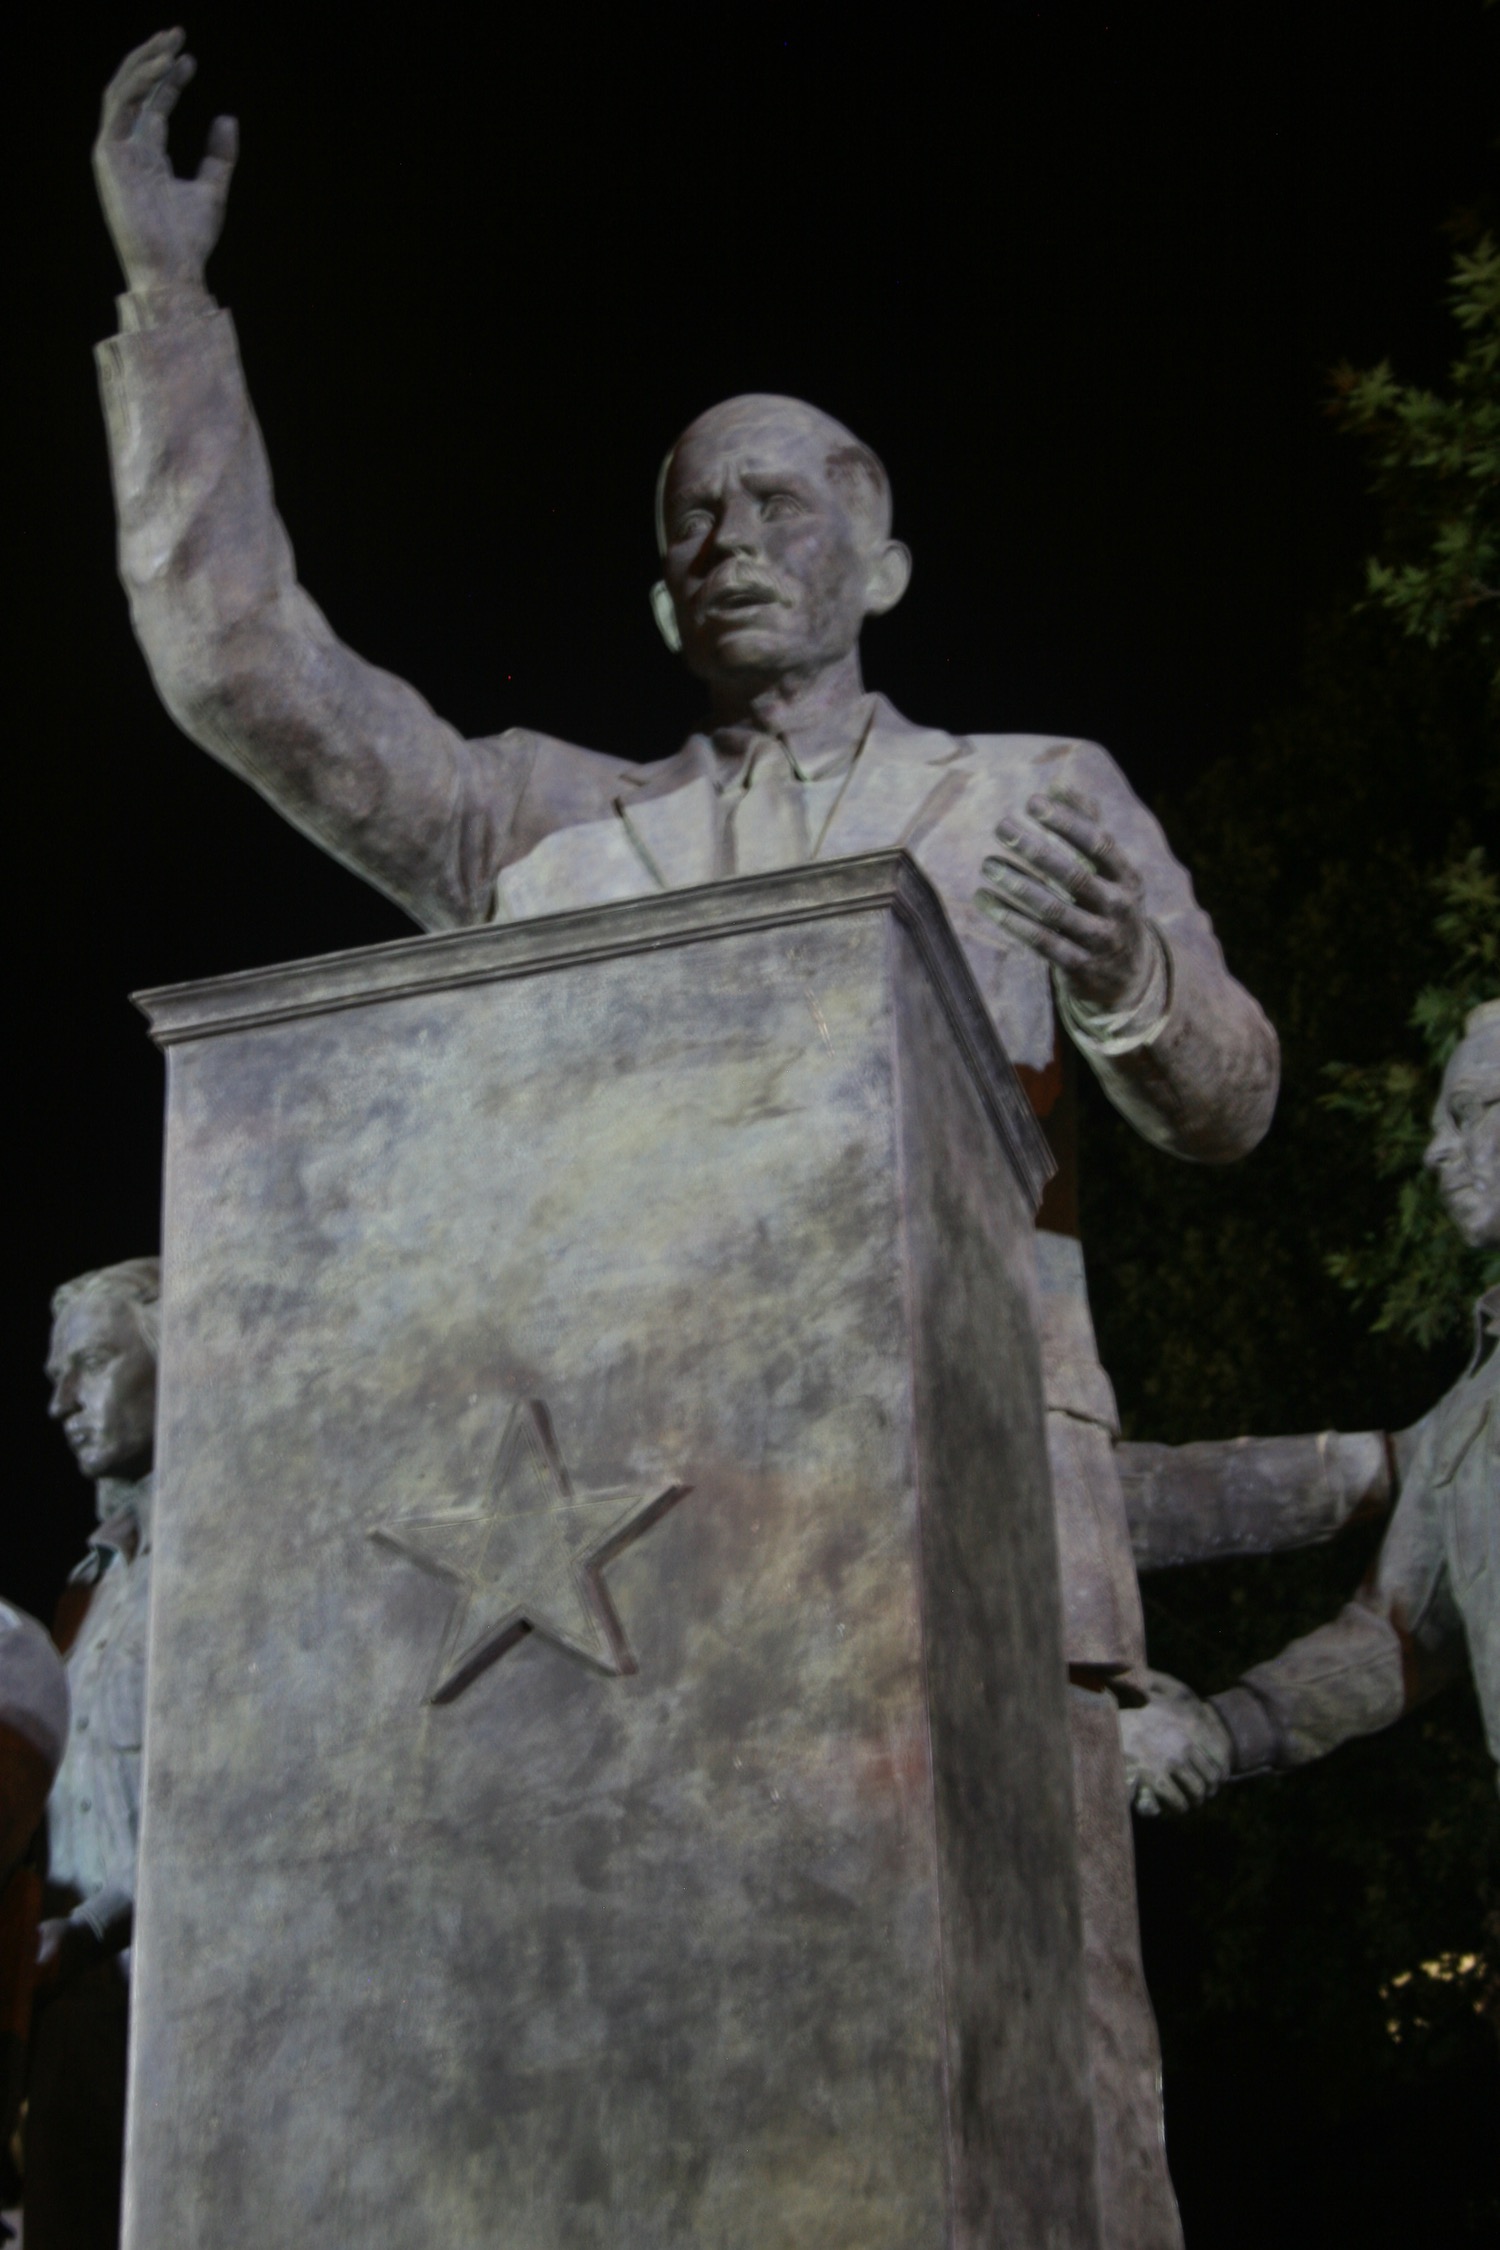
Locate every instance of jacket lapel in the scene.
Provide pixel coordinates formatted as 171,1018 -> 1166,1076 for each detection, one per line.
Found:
815,719 -> 972,861
618,775 -> 721,891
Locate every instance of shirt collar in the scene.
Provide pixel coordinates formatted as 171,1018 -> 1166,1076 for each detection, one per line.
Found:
708,693 -> 880,788
89,1473 -> 154,1564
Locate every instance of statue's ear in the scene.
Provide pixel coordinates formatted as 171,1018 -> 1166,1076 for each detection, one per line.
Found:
650,581 -> 683,653
864,541 -> 912,620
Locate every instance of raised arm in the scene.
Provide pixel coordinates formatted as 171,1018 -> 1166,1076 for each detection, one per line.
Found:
91,31 -> 539,931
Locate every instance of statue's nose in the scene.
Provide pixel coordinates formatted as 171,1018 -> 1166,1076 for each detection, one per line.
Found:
709,495 -> 760,554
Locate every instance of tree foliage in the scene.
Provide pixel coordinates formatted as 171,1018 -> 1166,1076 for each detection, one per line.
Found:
1078,218 -> 1500,2246
1331,231 -> 1500,691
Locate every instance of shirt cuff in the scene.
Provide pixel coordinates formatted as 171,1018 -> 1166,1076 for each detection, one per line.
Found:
117,281 -> 219,333
1054,921 -> 1171,1057
71,1885 -> 134,1952
1210,1684 -> 1283,1776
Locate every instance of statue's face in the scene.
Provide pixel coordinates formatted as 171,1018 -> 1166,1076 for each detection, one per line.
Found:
659,402 -> 901,687
1425,1026 -> 1500,1249
47,1293 -> 157,1487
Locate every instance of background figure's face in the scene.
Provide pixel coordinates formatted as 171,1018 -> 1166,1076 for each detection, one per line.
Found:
1425,1026 -> 1500,1249
659,402 -> 904,690
46,1294 -> 157,1487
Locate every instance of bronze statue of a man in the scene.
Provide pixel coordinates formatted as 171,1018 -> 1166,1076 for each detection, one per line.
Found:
89,32 -> 1282,2244
26,1259 -> 160,2250
1121,999 -> 1499,1810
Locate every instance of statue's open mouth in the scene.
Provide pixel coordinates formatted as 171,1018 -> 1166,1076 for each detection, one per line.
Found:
705,581 -> 783,615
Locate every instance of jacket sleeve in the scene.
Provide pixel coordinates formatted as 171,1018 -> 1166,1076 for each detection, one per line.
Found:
1118,1429 -> 1392,1573
1056,743 -> 1279,1162
95,293 -> 545,932
1209,1408 -> 1466,1772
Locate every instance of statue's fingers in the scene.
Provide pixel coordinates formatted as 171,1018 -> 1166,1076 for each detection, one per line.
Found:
990,820 -> 1106,909
196,115 -> 239,190
102,28 -> 187,133
982,871 -> 1131,970
978,863 -> 1101,946
1133,1785 -> 1162,1818
1028,793 -> 1104,859
1178,1758 -> 1213,1804
972,895 -> 1092,978
1030,793 -> 1137,891
1042,781 -> 1102,825
139,51 -> 196,142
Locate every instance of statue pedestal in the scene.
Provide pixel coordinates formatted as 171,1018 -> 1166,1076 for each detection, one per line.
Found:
130,853 -> 1100,2248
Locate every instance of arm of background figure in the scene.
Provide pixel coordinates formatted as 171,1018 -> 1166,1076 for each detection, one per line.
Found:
1056,743 -> 1280,1163
36,1884 -> 134,1991
1119,1428 -> 1395,1573
97,298 -> 547,932
1209,1416 -> 1466,1772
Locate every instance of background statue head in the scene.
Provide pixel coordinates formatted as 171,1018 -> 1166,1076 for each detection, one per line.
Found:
651,395 -> 911,699
1425,999 -> 1500,1250
46,1257 -> 161,1491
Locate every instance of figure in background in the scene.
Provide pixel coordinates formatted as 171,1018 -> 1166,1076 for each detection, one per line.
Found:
0,1606 -> 70,2228
25,1260 -> 160,2250
1119,1000 -> 1498,1811
89,34 -> 1282,2244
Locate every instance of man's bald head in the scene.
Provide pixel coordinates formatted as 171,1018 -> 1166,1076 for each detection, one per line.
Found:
656,395 -> 892,557
652,394 -> 909,695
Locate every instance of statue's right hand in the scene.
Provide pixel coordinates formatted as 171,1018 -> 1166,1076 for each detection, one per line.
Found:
93,28 -> 238,294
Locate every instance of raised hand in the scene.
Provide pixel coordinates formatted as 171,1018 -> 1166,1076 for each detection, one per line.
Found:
93,28 -> 238,293
976,782 -> 1156,1012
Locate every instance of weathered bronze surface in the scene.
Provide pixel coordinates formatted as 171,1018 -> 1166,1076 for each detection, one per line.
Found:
127,855 -> 1099,2248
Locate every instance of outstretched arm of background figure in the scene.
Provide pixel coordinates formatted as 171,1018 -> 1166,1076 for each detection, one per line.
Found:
92,32 -> 533,932
975,748 -> 1279,1161
1120,1671 -> 1234,1816
1119,1429 -> 1394,1574
1207,1421 -> 1467,1777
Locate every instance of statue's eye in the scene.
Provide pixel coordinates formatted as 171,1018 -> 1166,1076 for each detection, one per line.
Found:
761,492 -> 802,520
672,509 -> 712,542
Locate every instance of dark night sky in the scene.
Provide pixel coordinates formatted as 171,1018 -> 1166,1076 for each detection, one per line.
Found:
9,3 -> 1497,1602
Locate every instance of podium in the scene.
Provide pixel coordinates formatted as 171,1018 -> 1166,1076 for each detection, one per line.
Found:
129,853 -> 1101,2249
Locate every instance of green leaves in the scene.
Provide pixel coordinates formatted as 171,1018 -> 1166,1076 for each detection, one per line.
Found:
1332,235 -> 1500,690
1079,221 -> 1499,2188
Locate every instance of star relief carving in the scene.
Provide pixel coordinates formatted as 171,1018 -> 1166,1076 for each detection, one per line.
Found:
368,1399 -> 689,1702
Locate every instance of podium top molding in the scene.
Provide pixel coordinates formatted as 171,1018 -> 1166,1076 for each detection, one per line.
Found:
133,851 -> 1054,1208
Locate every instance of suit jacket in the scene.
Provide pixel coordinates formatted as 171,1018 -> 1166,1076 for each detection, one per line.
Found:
96,297 -> 1282,1673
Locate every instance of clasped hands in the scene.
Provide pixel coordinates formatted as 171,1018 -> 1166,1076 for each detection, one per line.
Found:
1120,1672 -> 1235,1816
975,783 -> 1158,1016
